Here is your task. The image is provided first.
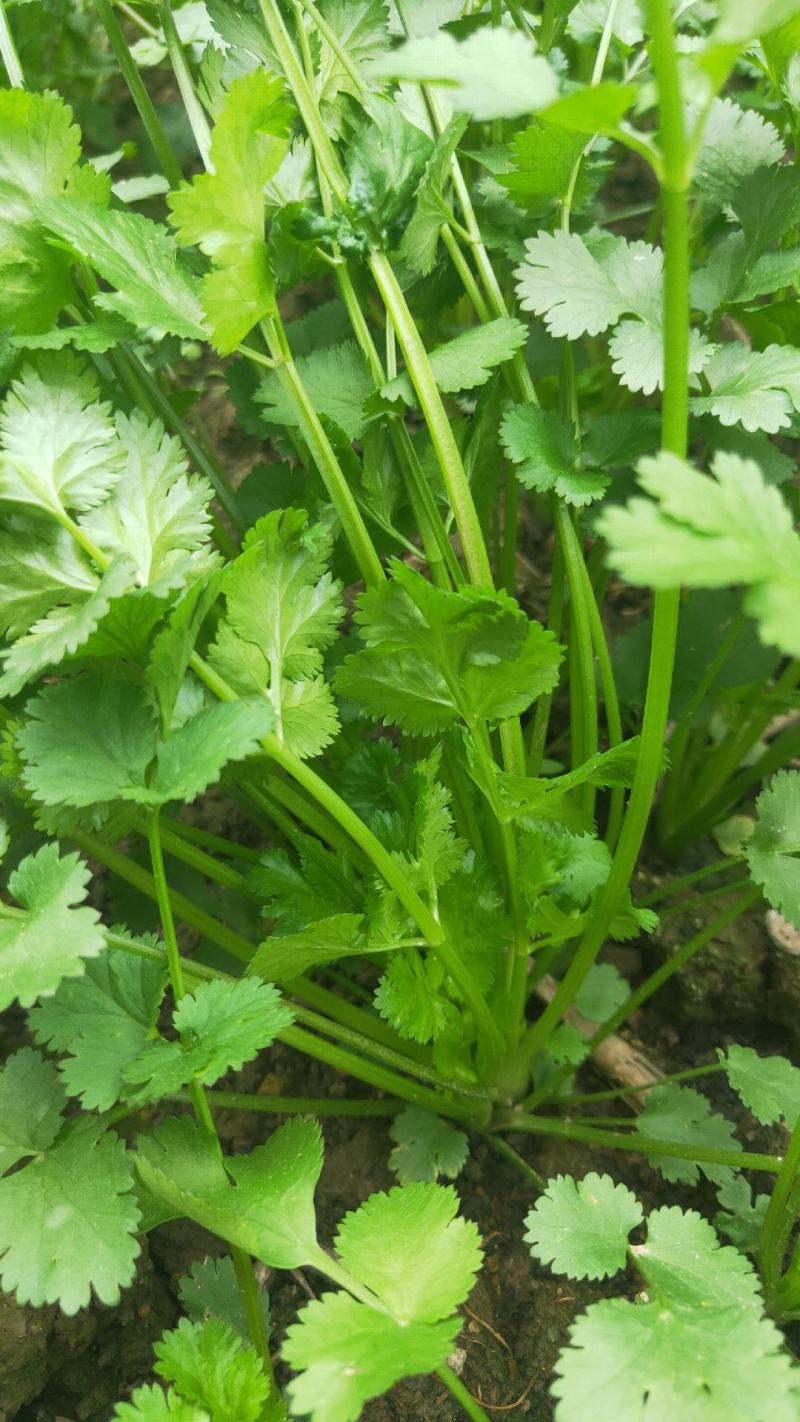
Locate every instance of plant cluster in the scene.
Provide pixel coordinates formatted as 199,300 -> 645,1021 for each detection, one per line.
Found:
2,0 -> 800,1417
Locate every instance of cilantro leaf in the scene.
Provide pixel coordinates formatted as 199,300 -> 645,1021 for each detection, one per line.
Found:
369,26 -> 558,120
0,352 -> 120,515
346,98 -> 432,244
209,509 -> 342,757
746,771 -> 800,924
388,1107 -> 468,1184
335,1181 -> 481,1323
111,1385 -> 206,1422
179,1255 -> 271,1343
0,519 -> 95,639
255,342 -> 374,443
284,1292 -> 460,1422
497,119 -> 586,210
154,1318 -> 269,1422
18,674 -> 273,809
690,343 -> 800,433
574,963 -> 629,1024
0,1047 -> 66,1173
336,560 -> 561,733
316,0 -> 390,134
694,99 -> 783,211
638,1083 -> 741,1186
29,943 -> 168,1111
169,70 -> 292,352
122,977 -> 292,1103
0,843 -> 105,1010
524,1172 -> 643,1280
136,1115 -> 323,1268
714,1176 -> 769,1255
401,114 -> 468,275
249,913 -> 366,982
500,404 -> 610,507
83,411 -> 215,594
722,1042 -> 800,1126
0,88 -> 82,335
381,318 -> 528,403
0,1116 -> 140,1314
514,231 -> 660,340
598,449 -> 800,656
38,198 -> 207,341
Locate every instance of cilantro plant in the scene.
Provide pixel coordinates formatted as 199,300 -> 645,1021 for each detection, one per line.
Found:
2,0 -> 800,1417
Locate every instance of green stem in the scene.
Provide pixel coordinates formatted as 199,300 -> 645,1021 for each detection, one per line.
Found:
560,1061 -> 727,1106
93,0 -> 184,190
259,318 -> 384,588
761,1114 -> 800,1293
159,0 -> 212,168
162,819 -> 262,863
640,856 -> 742,906
147,813 -> 187,998
479,1132 -> 546,1191
500,1114 -> 781,1173
527,534 -> 566,773
231,1246 -> 276,1391
177,1089 -> 404,1116
0,0 -> 23,86
367,252 -> 493,589
556,504 -> 598,811
581,554 -> 624,847
436,1365 -> 492,1422
518,0 -> 690,1079
672,707 -> 800,850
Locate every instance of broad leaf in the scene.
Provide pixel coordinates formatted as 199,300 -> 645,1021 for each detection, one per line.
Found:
179,1255 -> 271,1343
525,1172 -> 643,1280
745,770 -> 800,925
388,1107 -> 468,1184
369,26 -> 558,120
722,1042 -> 800,1126
0,843 -> 105,1010
381,318 -> 528,403
0,1047 -> 66,1173
638,1083 -> 741,1186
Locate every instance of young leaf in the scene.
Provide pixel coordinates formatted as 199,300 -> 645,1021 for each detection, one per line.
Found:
380,317 -> 528,403
598,449 -> 800,656
638,1083 -> 741,1186
500,404 -> 609,507
29,944 -> 168,1111
83,411 -> 215,594
179,1255 -> 271,1342
38,198 -> 207,341
316,0 -> 390,131
745,771 -> 800,926
0,88 -> 82,334
388,1107 -> 468,1184
721,1042 -> 800,1126
249,913 -> 366,983
334,1181 -> 482,1323
209,508 -> 342,757
154,1318 -> 269,1422
0,352 -> 120,516
255,342 -> 374,442
336,560 -> 561,733
524,1172 -> 643,1280
346,98 -> 432,244
0,1047 -> 66,1173
0,843 -> 105,1010
514,231 -> 660,340
284,1292 -> 461,1422
497,119 -> 586,209
18,674 -> 273,810
111,1384 -> 207,1422
690,343 -> 800,434
122,977 -> 293,1103
693,99 -> 783,211
0,1116 -> 140,1314
714,1176 -> 769,1255
369,26 -> 558,120
169,70 -> 292,352
136,1115 -> 323,1268
401,113 -> 469,274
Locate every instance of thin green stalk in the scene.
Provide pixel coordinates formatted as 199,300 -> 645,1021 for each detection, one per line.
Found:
480,1132 -> 546,1191
259,318 -> 384,587
436,1365 -> 492,1422
518,0 -> 690,1081
761,1114 -> 800,1293
147,813 -> 277,1394
656,610 -> 747,840
177,1089 -> 404,1116
163,819 -> 262,864
0,0 -> 23,86
440,224 -> 493,324
368,251 -> 494,589
93,0 -> 184,190
158,0 -> 212,168
527,533 -> 566,773
581,554 -> 624,847
556,504 -> 598,810
657,875 -> 749,919
640,856 -> 742,906
157,823 -> 248,892
500,1114 -> 781,1173
560,1061 -> 727,1106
